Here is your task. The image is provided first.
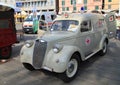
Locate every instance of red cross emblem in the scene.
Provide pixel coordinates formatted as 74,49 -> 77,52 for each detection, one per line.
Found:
85,37 -> 91,45
109,16 -> 113,21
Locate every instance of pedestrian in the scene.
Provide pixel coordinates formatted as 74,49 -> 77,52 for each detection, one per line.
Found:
116,16 -> 120,40
33,12 -> 39,34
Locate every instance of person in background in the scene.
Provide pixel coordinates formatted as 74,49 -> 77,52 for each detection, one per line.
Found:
116,16 -> 120,40
33,12 -> 39,34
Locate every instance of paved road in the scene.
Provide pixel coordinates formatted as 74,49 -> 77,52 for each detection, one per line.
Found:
0,37 -> 120,85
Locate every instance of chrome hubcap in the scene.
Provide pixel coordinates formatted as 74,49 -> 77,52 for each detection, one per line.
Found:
66,59 -> 78,78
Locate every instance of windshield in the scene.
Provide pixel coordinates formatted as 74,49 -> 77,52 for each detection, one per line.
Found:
50,20 -> 79,32
24,15 -> 40,21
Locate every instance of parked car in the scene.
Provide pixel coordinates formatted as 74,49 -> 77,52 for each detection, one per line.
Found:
20,12 -> 116,82
22,11 -> 56,34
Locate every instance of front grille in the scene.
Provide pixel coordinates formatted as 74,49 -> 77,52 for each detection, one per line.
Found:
33,39 -> 47,69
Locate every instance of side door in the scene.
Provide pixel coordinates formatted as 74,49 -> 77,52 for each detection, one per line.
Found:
92,18 -> 107,51
78,20 -> 95,58
104,12 -> 116,38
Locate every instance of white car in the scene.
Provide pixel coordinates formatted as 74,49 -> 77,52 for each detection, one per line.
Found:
22,11 -> 56,34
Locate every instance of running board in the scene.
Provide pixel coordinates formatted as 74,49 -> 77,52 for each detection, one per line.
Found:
85,49 -> 100,60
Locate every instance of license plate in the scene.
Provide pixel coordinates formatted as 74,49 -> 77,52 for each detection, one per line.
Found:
27,29 -> 29,31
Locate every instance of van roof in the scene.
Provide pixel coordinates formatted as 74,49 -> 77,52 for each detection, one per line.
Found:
55,13 -> 104,21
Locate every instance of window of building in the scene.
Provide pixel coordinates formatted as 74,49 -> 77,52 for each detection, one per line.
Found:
108,5 -> 111,9
84,6 -> 87,10
73,6 -> 76,11
84,0 -> 87,4
62,0 -> 65,6
71,0 -> 76,5
66,7 -> 69,11
95,6 -> 99,10
108,0 -> 112,2
62,7 -> 65,11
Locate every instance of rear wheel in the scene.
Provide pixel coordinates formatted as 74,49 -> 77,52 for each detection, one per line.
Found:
58,53 -> 80,83
99,41 -> 107,56
0,46 -> 12,59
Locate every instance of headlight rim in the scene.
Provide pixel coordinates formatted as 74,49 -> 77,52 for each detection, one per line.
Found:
25,40 -> 34,48
53,44 -> 63,53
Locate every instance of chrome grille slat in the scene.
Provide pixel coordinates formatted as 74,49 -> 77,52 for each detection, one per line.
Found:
33,40 -> 47,69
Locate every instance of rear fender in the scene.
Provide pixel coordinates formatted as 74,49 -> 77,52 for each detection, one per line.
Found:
99,34 -> 108,50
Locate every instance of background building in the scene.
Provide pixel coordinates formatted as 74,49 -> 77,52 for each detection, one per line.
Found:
0,0 -> 15,6
15,0 -> 56,14
59,0 -> 102,13
104,0 -> 119,10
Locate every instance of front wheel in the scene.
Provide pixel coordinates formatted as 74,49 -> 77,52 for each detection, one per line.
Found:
58,54 -> 80,83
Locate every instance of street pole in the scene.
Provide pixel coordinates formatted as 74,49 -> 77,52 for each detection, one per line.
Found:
55,0 -> 59,14
118,0 -> 120,16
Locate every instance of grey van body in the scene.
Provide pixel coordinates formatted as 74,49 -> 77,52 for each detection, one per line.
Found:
20,12 -> 116,82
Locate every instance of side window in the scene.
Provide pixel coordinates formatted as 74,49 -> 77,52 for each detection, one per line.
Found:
51,15 -> 56,20
41,15 -> 45,20
81,21 -> 91,32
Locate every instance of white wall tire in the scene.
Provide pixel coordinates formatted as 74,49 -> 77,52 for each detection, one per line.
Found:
66,59 -> 78,78
99,41 -> 107,56
58,53 -> 80,83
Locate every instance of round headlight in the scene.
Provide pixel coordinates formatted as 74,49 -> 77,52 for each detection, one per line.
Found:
53,47 -> 59,53
53,44 -> 63,53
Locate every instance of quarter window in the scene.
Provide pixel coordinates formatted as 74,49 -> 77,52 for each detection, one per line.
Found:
81,21 -> 91,32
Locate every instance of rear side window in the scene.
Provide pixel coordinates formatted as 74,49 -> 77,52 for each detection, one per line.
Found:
81,21 -> 91,32
41,15 -> 45,20
51,15 -> 56,20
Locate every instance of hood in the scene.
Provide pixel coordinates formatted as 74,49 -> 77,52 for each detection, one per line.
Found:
40,31 -> 76,42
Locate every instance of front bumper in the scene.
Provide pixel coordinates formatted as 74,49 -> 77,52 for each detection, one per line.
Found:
23,27 -> 34,33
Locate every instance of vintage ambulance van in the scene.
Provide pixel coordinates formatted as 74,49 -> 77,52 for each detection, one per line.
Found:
20,12 -> 116,82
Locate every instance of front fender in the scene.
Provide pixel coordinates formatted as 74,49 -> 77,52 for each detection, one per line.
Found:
42,45 -> 81,73
20,45 -> 34,65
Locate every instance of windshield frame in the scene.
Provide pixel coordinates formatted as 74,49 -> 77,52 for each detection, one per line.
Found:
50,20 -> 79,32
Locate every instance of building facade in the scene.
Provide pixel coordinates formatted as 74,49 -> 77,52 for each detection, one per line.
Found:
59,0 -> 102,13
104,0 -> 119,10
0,0 -> 16,6
15,0 -> 56,13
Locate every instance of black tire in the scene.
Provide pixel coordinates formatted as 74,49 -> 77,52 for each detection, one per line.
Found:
58,53 -> 80,83
0,46 -> 12,59
23,63 -> 35,71
99,41 -> 107,56
34,31 -> 38,34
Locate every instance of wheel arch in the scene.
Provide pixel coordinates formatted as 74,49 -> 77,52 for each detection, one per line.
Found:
99,35 -> 109,50
71,51 -> 82,62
